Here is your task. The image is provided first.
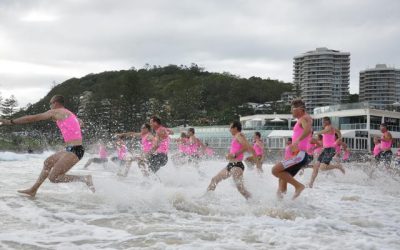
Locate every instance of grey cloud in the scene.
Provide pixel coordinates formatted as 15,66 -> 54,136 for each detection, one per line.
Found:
1,0 -> 400,105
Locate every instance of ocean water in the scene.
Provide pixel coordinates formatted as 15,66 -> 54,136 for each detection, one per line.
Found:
0,151 -> 399,250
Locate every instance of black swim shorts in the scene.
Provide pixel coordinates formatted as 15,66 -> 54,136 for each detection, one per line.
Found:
66,145 -> 85,160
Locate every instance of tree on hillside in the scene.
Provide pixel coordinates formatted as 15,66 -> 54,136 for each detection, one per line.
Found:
11,64 -> 292,142
1,95 -> 18,119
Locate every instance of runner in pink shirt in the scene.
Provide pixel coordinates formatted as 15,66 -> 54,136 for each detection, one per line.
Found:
272,99 -> 312,200
186,128 -> 206,167
116,123 -> 155,176
171,132 -> 190,165
83,142 -> 109,169
0,95 -> 94,197
378,123 -> 393,167
308,117 -> 345,188
245,132 -> 265,173
207,121 -> 255,200
149,116 -> 173,173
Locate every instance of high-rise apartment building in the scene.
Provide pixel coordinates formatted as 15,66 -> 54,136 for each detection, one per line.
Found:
293,47 -> 350,112
359,64 -> 400,109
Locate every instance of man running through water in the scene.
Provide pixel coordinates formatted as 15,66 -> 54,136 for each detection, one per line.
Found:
245,131 -> 264,173
207,121 -> 255,200
272,99 -> 312,200
84,141 -> 108,169
149,116 -> 172,173
116,123 -> 154,176
186,128 -> 206,167
378,123 -> 393,167
308,117 -> 345,188
0,95 -> 94,197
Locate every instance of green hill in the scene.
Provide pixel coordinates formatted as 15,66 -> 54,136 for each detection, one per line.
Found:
14,64 -> 292,143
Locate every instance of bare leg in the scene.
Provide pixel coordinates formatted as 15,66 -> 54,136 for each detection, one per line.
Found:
255,157 -> 263,173
308,161 -> 321,188
18,151 -> 65,197
231,167 -> 252,199
272,163 -> 305,200
320,163 -> 345,174
137,157 -> 150,177
83,158 -> 94,169
207,168 -> 230,191
119,158 -> 134,177
277,178 -> 287,199
47,152 -> 95,192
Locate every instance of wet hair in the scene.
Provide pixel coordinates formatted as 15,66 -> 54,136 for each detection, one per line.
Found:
180,132 -> 187,138
317,134 -> 323,140
287,138 -> 292,142
142,123 -> 151,130
188,128 -> 195,134
380,123 -> 388,128
291,99 -> 306,109
255,131 -> 261,138
323,117 -> 331,124
52,95 -> 65,105
374,136 -> 381,142
230,121 -> 242,132
150,116 -> 161,125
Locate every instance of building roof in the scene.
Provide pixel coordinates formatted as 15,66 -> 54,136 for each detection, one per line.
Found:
267,130 -> 293,138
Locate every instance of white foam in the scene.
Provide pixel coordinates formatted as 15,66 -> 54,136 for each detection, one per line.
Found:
1,151 -> 400,249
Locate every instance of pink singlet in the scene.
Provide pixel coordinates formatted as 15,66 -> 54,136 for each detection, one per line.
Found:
99,145 -> 108,159
253,142 -> 263,156
373,143 -> 381,157
205,148 -> 214,157
118,145 -> 127,160
292,118 -> 312,152
381,132 -> 392,151
178,138 -> 188,154
230,138 -> 243,161
56,108 -> 82,143
156,126 -> 169,154
322,129 -> 336,148
187,139 -> 200,156
141,133 -> 153,153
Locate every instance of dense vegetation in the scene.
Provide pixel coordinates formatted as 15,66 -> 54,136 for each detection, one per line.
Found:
4,64 -> 293,145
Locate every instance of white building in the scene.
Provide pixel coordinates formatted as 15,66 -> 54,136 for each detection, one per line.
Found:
240,102 -> 400,153
359,64 -> 400,109
294,47 -> 350,113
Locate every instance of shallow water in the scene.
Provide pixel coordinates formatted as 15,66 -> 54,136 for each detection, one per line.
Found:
1,151 -> 400,250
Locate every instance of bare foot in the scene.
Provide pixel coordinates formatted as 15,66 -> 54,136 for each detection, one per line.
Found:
308,182 -> 313,188
339,166 -> 345,174
18,188 -> 37,197
85,175 -> 95,193
292,184 -> 305,200
276,191 -> 284,200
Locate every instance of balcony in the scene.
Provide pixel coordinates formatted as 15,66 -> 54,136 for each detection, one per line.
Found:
370,124 -> 400,132
340,123 -> 367,130
243,126 -> 290,131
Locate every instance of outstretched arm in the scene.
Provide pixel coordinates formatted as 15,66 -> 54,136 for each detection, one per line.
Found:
115,132 -> 140,138
0,110 -> 55,125
315,125 -> 332,135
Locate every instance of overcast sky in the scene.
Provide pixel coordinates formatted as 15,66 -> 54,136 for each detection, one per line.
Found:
1,0 -> 399,106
